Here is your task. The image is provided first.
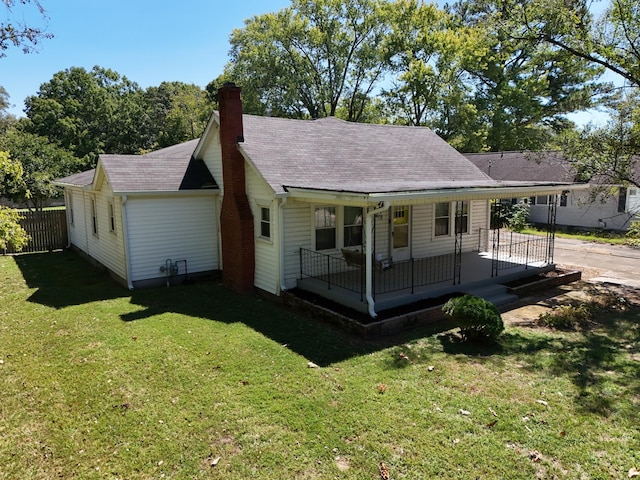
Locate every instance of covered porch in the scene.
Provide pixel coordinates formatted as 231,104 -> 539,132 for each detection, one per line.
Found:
297,229 -> 556,315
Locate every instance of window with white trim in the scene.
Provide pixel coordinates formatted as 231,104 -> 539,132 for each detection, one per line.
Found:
434,202 -> 450,236
343,206 -> 363,247
91,198 -> 98,236
315,206 -> 336,250
260,207 -> 271,239
454,201 -> 469,234
68,194 -> 74,226
108,202 -> 116,233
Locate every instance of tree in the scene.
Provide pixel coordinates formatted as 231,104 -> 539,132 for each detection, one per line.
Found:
381,0 -> 486,150
0,147 -> 25,197
0,127 -> 81,210
505,0 -> 640,88
144,82 -> 212,149
1,0 -> 52,58
0,85 -> 16,133
558,91 -> 640,191
451,0 -> 607,152
24,66 -> 150,164
0,150 -> 29,252
224,0 -> 389,121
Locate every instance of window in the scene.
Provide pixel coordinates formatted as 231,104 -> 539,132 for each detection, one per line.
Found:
536,195 -> 548,205
618,187 -> 627,213
260,207 -> 271,239
315,206 -> 336,250
454,201 -> 469,234
108,202 -> 116,233
91,198 -> 98,235
393,206 -> 409,248
68,194 -> 74,226
434,202 -> 450,236
560,191 -> 568,207
343,206 -> 363,247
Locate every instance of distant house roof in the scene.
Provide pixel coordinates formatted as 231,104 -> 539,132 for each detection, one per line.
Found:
235,115 -> 499,194
464,151 -> 577,183
54,139 -> 217,193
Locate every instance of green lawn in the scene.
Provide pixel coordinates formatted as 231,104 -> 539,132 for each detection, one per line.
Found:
1,251 -> 639,479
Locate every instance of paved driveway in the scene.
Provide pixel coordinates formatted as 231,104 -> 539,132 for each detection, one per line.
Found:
552,237 -> 640,288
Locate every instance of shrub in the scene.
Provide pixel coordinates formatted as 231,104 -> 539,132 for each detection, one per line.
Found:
0,206 -> 29,252
507,202 -> 530,232
626,220 -> 640,247
442,295 -> 504,342
537,304 -> 592,330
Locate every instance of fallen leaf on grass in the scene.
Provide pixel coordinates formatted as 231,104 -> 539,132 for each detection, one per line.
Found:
629,467 -> 640,478
486,420 -> 498,428
377,384 -> 387,394
307,361 -> 319,368
459,409 -> 471,416
209,456 -> 221,467
427,365 -> 435,371
379,461 -> 390,480
536,399 -> 549,407
529,450 -> 542,462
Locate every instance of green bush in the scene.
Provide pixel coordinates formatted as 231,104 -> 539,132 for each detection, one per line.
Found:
442,295 -> 504,342
626,220 -> 640,247
0,206 -> 29,252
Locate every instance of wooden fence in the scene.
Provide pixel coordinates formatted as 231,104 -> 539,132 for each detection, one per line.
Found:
4,209 -> 68,254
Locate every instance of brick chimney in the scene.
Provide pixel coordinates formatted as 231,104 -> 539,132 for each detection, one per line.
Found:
218,82 -> 255,293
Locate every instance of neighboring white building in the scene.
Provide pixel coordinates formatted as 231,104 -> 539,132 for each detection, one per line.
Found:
466,151 -> 640,232
56,83 -> 584,318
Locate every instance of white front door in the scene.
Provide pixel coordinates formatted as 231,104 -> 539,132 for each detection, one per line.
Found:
391,206 -> 410,261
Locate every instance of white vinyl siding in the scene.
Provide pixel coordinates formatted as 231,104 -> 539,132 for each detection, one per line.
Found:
67,189 -> 88,252
200,125 -> 224,195
283,201 -> 313,289
246,165 -> 279,294
83,183 -> 127,281
126,195 -> 218,283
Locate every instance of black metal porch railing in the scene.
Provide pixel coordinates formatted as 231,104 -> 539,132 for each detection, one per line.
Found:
299,248 -> 365,299
299,248 -> 455,298
478,229 -> 550,276
373,254 -> 455,296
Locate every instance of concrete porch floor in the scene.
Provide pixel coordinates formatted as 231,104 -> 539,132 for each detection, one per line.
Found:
297,250 -> 554,315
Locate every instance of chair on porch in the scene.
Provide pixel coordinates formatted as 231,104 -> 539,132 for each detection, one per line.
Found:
341,248 -> 391,272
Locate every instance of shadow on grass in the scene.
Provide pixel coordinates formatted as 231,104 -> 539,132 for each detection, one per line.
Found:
14,251 -> 131,308
13,250 -> 440,366
14,251 -> 640,406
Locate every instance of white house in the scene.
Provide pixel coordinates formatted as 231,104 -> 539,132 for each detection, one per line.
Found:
466,151 -> 640,232
55,83 -> 585,318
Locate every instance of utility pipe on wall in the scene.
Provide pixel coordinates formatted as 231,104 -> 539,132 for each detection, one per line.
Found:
365,201 -> 390,318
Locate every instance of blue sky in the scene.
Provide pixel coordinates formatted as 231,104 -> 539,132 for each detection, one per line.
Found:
2,0 -> 615,126
2,0 -> 290,117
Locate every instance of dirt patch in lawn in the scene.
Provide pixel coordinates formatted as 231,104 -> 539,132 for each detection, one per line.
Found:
501,265 -> 640,328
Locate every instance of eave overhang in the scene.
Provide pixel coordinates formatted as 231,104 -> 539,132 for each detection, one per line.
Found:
285,182 -> 589,206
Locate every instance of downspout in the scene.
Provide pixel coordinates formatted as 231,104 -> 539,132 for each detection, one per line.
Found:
121,195 -> 134,290
278,194 -> 289,293
365,201 -> 390,318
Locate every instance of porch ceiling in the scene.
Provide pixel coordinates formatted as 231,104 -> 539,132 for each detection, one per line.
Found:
285,182 -> 588,206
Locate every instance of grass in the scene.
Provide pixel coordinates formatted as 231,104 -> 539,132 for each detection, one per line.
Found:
1,251 -> 639,479
521,226 -> 633,245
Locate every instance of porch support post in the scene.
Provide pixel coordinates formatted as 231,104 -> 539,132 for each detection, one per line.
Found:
365,201 -> 390,318
546,195 -> 558,264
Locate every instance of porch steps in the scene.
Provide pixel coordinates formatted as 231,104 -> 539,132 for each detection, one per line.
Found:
462,283 -> 519,307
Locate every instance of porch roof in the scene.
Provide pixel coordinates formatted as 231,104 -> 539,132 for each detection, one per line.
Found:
285,181 -> 585,205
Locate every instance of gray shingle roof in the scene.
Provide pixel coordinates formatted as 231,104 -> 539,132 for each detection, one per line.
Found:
238,115 -> 497,194
464,151 -> 577,183
54,139 -> 217,192
55,169 -> 96,187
